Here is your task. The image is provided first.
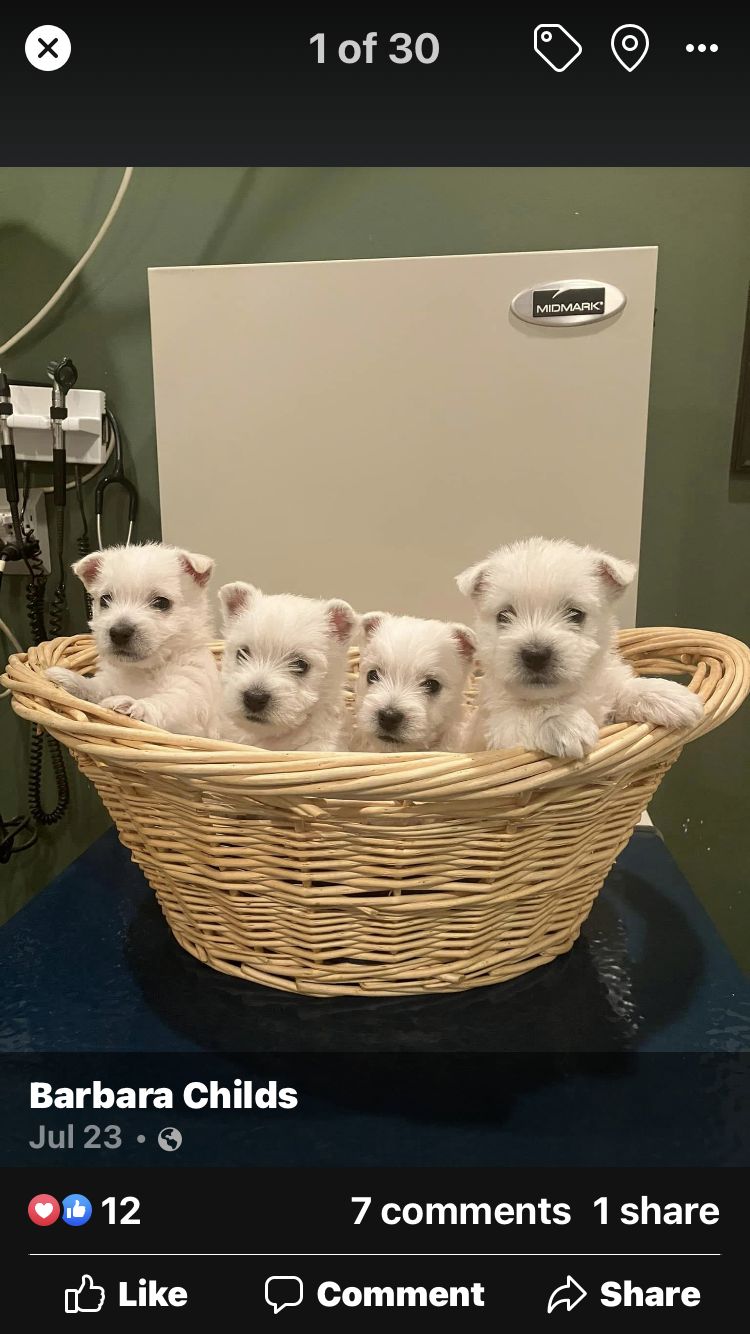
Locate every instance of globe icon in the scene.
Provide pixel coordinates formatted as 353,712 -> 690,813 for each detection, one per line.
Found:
157,1127 -> 182,1152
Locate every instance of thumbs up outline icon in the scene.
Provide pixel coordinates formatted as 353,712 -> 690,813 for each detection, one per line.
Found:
64,1274 -> 105,1314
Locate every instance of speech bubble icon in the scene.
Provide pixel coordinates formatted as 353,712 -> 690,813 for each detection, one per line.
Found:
265,1275 -> 303,1315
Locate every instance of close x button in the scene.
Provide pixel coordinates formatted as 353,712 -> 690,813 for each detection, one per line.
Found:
24,26 -> 72,71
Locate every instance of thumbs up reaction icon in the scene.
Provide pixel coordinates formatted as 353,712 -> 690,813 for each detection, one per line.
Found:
64,1274 -> 106,1314
62,1194 -> 93,1228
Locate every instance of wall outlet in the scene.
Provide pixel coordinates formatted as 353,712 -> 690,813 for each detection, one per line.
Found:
0,488 -> 50,573
6,383 -> 107,466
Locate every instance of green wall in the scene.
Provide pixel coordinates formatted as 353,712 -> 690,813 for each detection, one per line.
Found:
1,168 -> 748,961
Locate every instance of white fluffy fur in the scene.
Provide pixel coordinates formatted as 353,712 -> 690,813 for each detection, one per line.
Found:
217,583 -> 355,751
46,542 -> 220,736
457,537 -> 703,759
351,613 -> 477,752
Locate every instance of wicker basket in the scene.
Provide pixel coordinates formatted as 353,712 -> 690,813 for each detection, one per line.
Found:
4,627 -> 749,997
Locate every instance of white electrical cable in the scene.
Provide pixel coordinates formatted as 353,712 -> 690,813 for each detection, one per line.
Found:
0,559 -> 24,699
0,169 -> 134,699
0,612 -> 21,650
0,167 -> 134,356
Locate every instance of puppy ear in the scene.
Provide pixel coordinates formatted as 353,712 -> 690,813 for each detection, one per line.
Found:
218,581 -> 256,622
450,624 -> 477,662
178,550 -> 214,588
592,552 -> 637,599
72,552 -> 104,590
326,600 -> 356,644
456,560 -> 490,601
360,611 -> 385,641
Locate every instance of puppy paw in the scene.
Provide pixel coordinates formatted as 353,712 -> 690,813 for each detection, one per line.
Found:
101,694 -> 152,722
46,667 -> 96,702
47,666 -> 81,692
536,709 -> 600,760
623,678 -> 704,730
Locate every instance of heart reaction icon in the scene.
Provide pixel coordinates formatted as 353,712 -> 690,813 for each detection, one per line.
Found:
28,1193 -> 61,1226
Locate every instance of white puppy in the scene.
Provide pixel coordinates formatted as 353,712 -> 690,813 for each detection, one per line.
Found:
351,613 -> 477,752
217,583 -> 356,750
46,542 -> 220,736
457,537 -> 703,759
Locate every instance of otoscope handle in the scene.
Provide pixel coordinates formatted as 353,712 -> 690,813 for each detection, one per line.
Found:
53,448 -> 67,508
1,443 -> 20,506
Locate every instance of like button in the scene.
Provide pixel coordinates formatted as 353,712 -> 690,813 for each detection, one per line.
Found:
64,1274 -> 105,1314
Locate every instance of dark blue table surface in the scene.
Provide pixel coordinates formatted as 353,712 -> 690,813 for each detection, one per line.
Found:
2,828 -> 749,1168
1,826 -> 747,1054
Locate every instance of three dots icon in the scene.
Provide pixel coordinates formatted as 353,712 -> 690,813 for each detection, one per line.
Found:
686,43 -> 719,53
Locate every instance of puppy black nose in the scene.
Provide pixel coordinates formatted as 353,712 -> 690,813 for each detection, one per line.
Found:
378,707 -> 405,733
243,688 -> 271,715
521,646 -> 553,673
109,623 -> 134,648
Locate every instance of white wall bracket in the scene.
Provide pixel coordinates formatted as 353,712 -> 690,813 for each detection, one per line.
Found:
6,383 -> 107,466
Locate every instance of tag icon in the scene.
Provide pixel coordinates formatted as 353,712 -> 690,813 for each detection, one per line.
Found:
611,24 -> 649,71
533,25 -> 583,73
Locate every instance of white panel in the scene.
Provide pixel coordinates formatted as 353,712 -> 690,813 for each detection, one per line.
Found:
149,247 -> 657,624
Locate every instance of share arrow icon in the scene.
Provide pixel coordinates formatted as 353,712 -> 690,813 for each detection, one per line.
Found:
547,1275 -> 588,1313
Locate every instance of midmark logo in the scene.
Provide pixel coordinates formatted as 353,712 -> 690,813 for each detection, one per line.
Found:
532,287 -> 606,317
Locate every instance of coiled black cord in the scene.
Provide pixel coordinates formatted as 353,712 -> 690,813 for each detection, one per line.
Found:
24,542 -> 48,643
28,727 -> 70,826
74,465 -> 93,622
48,505 -> 67,639
24,540 -> 70,827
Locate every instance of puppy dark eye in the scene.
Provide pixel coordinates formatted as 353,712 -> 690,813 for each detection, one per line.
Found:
496,606 -> 515,625
566,607 -> 586,625
99,594 -> 112,609
290,658 -> 310,675
150,596 -> 172,612
366,668 -> 380,685
422,678 -> 442,695
236,645 -> 251,663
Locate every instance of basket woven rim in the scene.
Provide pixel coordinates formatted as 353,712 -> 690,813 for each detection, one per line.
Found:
3,626 -> 749,803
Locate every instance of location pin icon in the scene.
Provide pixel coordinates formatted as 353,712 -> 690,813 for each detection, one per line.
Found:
611,24 -> 649,71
